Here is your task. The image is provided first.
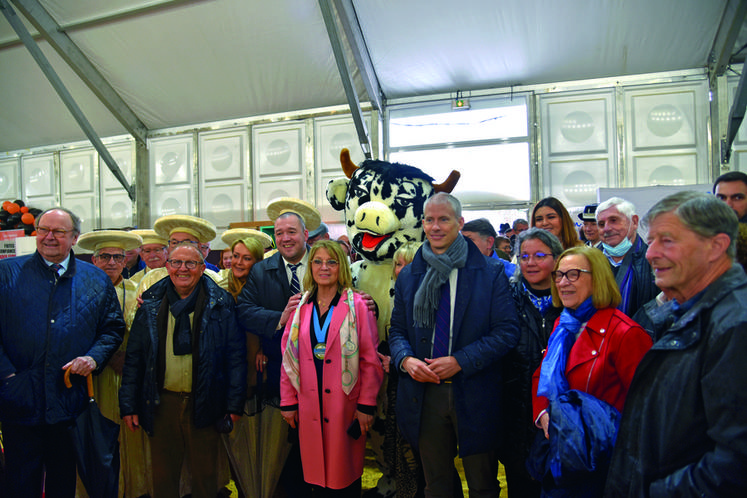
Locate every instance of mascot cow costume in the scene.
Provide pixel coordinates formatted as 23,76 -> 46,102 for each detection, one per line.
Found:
326,149 -> 460,342
326,149 -> 460,498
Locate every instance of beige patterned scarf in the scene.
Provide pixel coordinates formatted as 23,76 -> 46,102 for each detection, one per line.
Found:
282,288 -> 360,395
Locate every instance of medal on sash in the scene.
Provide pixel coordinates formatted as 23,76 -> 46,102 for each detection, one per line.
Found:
313,304 -> 335,360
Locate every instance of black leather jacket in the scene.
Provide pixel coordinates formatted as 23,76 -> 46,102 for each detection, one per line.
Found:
606,265 -> 747,497
119,275 -> 246,435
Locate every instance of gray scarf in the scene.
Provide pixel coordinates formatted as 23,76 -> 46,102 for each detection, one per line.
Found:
414,235 -> 468,328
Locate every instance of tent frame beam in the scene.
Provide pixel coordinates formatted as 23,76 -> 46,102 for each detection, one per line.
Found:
10,0 -> 148,146
319,0 -> 372,159
1,0 -> 135,200
332,0 -> 385,113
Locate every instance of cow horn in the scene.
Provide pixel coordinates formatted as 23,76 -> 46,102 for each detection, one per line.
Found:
433,171 -> 461,193
340,148 -> 359,179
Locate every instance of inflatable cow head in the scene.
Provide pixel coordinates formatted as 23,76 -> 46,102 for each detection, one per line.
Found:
326,149 -> 460,264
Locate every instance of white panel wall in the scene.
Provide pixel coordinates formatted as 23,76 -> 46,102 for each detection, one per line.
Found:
314,115 -> 369,221
624,81 -> 708,187
540,80 -> 709,210
100,142 -> 134,228
61,149 -> 98,233
540,90 -> 616,208
252,122 -> 306,222
0,157 -> 20,201
149,135 -> 194,220
199,128 -> 249,228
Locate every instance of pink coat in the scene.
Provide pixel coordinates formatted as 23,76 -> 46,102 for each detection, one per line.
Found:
281,291 -> 383,489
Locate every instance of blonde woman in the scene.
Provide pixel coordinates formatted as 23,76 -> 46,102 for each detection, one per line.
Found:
281,240 -> 383,495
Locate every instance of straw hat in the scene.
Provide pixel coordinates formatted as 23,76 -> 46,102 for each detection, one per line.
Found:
221,228 -> 274,250
153,214 -> 216,243
266,197 -> 321,232
130,229 -> 167,247
77,230 -> 143,252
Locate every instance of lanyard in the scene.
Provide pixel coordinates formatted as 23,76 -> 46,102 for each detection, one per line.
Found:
313,304 -> 335,343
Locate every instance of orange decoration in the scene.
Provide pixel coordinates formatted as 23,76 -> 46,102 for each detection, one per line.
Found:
21,206 -> 29,213
6,203 -> 20,214
21,213 -> 34,225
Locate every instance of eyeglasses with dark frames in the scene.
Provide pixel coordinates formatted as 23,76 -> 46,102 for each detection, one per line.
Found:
95,253 -> 126,263
551,268 -> 592,282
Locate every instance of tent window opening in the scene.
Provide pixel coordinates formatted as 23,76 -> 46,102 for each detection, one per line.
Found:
387,95 -> 531,204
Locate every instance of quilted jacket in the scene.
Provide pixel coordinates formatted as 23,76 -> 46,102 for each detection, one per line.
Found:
0,251 -> 124,425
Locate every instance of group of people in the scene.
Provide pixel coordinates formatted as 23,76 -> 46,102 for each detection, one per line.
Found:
2,171 -> 747,498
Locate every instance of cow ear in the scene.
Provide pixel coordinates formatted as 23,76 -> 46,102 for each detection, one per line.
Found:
326,178 -> 349,211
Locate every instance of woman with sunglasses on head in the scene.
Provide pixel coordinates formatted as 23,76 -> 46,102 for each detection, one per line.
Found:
531,197 -> 582,250
529,246 -> 652,497
280,240 -> 384,497
501,228 -> 564,498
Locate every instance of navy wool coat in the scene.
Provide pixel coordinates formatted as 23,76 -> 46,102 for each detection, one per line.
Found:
388,238 -> 520,457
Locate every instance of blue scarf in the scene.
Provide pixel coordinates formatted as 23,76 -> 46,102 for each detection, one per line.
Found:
537,297 -> 596,401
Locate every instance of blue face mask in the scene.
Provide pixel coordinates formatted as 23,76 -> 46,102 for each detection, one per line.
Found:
603,235 -> 632,258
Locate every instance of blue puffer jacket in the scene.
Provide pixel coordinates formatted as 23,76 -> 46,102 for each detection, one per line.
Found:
119,275 -> 247,435
0,251 -> 125,425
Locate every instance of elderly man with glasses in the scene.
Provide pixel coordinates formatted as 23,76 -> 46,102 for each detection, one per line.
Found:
120,240 -> 246,498
134,214 -> 221,298
0,208 -> 125,497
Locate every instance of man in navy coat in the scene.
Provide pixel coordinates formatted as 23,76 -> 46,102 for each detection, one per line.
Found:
389,193 -> 519,498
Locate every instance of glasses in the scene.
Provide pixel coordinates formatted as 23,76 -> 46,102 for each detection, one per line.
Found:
519,252 -> 551,263
552,269 -> 592,282
96,253 -> 125,263
37,226 -> 74,238
311,259 -> 339,267
167,259 -> 203,270
169,239 -> 199,247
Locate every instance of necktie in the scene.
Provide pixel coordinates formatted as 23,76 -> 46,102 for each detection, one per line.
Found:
432,281 -> 450,358
50,263 -> 63,280
289,263 -> 301,295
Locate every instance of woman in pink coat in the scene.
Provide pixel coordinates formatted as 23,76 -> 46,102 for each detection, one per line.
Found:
281,240 -> 384,496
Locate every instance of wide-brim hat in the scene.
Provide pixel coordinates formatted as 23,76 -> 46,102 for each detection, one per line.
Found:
153,214 -> 216,243
266,197 -> 321,232
130,229 -> 167,247
221,228 -> 274,250
77,230 -> 143,252
578,204 -> 599,222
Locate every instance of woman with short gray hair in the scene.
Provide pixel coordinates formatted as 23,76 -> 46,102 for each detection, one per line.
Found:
502,227 -> 563,497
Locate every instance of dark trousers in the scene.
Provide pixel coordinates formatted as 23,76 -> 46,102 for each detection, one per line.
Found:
150,390 -> 221,498
418,383 -> 500,498
3,420 -> 77,498
311,478 -> 361,498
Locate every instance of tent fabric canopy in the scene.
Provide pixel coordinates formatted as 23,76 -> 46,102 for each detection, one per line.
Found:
0,0 -> 740,153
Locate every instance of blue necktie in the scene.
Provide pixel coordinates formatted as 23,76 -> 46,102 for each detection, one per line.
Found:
432,281 -> 451,357
289,263 -> 301,295
50,263 -> 63,280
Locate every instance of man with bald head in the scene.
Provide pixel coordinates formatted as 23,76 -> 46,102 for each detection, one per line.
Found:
0,207 -> 125,497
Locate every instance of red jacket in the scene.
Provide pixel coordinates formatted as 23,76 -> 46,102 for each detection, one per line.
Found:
532,307 -> 652,421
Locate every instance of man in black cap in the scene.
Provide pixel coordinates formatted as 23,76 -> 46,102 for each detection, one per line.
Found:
578,204 -> 602,248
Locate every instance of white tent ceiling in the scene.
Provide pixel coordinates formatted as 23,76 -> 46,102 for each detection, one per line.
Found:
0,0 -> 744,153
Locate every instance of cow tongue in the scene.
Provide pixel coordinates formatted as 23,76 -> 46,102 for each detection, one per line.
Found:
362,232 -> 387,249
